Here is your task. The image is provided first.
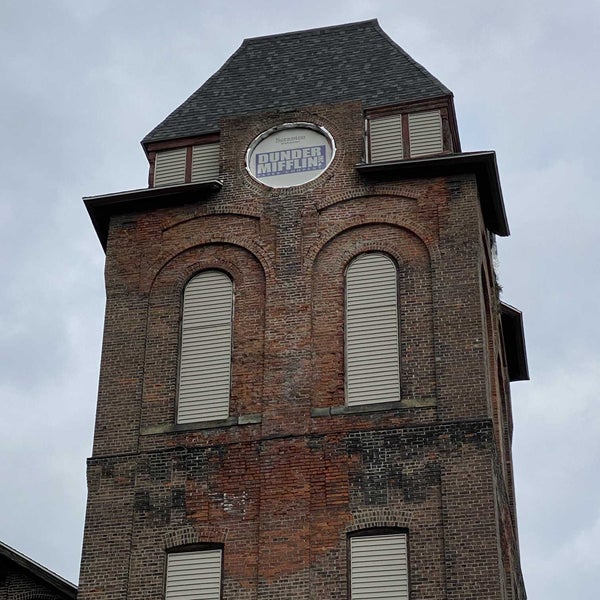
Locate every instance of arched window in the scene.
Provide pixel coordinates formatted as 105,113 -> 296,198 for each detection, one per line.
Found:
346,253 -> 400,405
177,270 -> 233,423
349,531 -> 409,600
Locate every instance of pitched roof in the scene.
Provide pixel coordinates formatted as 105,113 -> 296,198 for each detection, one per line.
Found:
0,540 -> 77,599
143,19 -> 451,144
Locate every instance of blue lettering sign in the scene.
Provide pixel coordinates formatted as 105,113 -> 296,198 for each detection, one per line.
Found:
255,145 -> 326,178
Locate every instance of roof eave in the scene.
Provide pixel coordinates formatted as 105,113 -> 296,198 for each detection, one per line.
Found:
356,151 -> 510,236
84,181 -> 223,251
0,541 -> 77,599
500,302 -> 530,382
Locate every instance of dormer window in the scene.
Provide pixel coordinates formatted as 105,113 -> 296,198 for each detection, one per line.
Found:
368,114 -> 404,162
191,143 -> 220,183
407,110 -> 443,157
154,148 -> 187,186
152,142 -> 220,187
367,109 -> 444,163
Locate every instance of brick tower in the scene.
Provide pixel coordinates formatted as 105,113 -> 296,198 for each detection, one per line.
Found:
82,20 -> 528,600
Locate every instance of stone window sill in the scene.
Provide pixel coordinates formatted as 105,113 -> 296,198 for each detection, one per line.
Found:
141,413 -> 262,435
311,397 -> 435,417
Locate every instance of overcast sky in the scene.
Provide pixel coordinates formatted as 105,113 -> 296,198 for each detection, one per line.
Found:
1,1 -> 599,598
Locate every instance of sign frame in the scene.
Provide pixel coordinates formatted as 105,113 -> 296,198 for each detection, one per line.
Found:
245,122 -> 336,188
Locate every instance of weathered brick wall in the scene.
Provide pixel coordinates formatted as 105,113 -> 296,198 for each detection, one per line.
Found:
79,100 -> 524,600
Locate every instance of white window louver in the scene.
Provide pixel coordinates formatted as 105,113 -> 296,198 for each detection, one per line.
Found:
369,115 -> 404,163
346,253 -> 400,406
166,549 -> 222,600
177,271 -> 233,423
154,147 -> 187,187
408,110 -> 443,158
350,534 -> 409,600
191,143 -> 220,183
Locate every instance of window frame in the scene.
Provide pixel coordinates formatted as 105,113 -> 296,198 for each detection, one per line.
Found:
344,252 -> 401,406
347,528 -> 410,600
366,108 -> 444,163
165,544 -> 224,600
176,269 -> 234,424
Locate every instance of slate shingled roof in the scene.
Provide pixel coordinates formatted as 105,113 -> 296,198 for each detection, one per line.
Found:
143,19 -> 451,144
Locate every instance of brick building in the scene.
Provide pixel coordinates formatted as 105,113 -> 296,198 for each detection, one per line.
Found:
82,19 -> 528,600
0,540 -> 77,600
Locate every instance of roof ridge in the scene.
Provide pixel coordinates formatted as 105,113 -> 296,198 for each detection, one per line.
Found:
240,19 -> 378,45
143,23 -> 381,142
142,20 -> 454,144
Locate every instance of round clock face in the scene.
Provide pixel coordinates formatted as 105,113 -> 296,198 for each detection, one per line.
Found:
246,123 -> 335,188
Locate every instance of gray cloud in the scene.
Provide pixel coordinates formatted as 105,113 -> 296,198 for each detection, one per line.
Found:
1,1 -> 598,596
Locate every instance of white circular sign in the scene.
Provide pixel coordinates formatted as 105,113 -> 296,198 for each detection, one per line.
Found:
246,123 -> 335,188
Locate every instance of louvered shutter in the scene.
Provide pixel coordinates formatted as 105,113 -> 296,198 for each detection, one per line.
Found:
191,143 -> 220,182
177,271 -> 233,423
408,110 -> 443,158
166,549 -> 222,600
154,148 -> 187,186
369,115 -> 403,163
351,534 -> 409,600
346,253 -> 400,405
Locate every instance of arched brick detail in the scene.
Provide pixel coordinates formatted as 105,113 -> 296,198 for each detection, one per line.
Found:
141,242 -> 266,428
345,508 -> 414,533
311,223 -> 436,408
163,525 -> 228,550
317,186 -> 420,211
144,224 -> 275,293
162,209 -> 263,232
304,215 -> 439,272
150,246 -> 263,295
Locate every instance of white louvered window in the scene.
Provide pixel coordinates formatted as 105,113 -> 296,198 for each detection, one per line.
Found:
166,549 -> 222,600
368,115 -> 404,163
191,143 -> 220,183
177,271 -> 233,424
154,147 -> 187,187
408,110 -> 443,158
350,534 -> 409,600
346,253 -> 400,406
